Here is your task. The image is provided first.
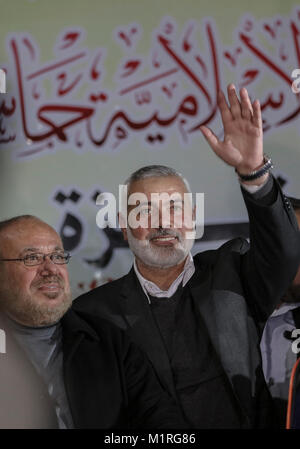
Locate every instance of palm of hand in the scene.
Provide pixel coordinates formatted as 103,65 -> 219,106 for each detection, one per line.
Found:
223,116 -> 263,171
200,85 -> 264,173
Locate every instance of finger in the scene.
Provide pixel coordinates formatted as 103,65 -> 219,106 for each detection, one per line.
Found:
201,127 -> 243,166
200,126 -> 222,154
240,87 -> 253,120
217,90 -> 232,125
252,99 -> 262,128
227,84 -> 242,119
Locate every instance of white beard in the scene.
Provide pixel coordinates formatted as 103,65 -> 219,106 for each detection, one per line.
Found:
126,227 -> 195,269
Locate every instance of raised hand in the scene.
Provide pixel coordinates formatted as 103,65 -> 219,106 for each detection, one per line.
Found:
200,84 -> 266,184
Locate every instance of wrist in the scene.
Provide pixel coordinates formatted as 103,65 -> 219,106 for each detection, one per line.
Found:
236,158 -> 265,174
235,155 -> 273,184
240,172 -> 269,187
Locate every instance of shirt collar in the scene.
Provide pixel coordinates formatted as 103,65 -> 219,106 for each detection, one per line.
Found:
133,253 -> 195,303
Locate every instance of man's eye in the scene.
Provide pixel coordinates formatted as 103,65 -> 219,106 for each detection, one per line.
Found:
52,253 -> 65,261
140,208 -> 151,216
25,254 -> 40,261
172,204 -> 183,211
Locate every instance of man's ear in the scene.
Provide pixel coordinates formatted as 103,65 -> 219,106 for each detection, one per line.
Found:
118,212 -> 128,240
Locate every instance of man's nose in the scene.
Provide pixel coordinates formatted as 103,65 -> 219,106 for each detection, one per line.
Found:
38,256 -> 58,275
159,205 -> 174,229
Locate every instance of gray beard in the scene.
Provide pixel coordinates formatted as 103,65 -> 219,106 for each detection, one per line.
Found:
126,227 -> 194,269
0,290 -> 72,327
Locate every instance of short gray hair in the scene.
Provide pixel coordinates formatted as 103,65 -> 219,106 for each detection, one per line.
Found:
124,165 -> 191,193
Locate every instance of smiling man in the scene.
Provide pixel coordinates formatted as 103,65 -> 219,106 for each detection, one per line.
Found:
123,172 -> 195,288
0,215 -> 184,429
0,216 -> 72,327
74,85 -> 300,428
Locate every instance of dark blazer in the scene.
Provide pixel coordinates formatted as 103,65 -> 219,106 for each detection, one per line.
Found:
73,177 -> 300,428
0,310 -> 183,429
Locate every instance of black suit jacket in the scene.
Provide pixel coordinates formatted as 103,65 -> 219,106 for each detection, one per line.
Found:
73,177 -> 300,428
0,310 -> 183,429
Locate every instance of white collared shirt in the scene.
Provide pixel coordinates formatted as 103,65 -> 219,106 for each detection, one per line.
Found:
260,302 -> 300,401
133,253 -> 195,304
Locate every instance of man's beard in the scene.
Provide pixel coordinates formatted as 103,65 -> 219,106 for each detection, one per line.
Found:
0,275 -> 72,327
282,284 -> 300,303
126,227 -> 195,269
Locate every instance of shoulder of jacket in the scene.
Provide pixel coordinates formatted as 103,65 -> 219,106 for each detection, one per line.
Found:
73,271 -> 130,302
193,237 -> 249,265
73,309 -> 126,342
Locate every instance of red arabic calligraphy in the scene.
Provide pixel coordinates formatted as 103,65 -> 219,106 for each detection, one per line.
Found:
1,10 -> 300,158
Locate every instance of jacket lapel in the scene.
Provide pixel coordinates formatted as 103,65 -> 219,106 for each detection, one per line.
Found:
62,309 -> 99,428
120,269 -> 178,399
189,265 -> 253,422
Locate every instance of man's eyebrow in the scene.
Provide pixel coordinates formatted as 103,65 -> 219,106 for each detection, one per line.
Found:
128,200 -> 151,207
139,201 -> 152,206
54,246 -> 64,251
21,247 -> 40,254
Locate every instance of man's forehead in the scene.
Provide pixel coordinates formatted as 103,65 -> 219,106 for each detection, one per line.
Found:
128,176 -> 188,196
1,220 -> 63,251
